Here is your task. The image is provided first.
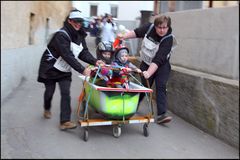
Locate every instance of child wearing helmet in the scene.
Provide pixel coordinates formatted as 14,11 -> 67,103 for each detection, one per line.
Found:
91,41 -> 115,87
109,46 -> 142,88
96,41 -> 115,64
113,46 -> 141,73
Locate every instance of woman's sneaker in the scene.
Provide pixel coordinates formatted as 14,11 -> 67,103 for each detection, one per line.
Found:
157,114 -> 172,124
59,121 -> 77,130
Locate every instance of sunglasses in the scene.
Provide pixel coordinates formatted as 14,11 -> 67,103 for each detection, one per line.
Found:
72,19 -> 83,24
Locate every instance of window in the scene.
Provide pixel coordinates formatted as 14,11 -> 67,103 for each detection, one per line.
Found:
90,5 -> 97,17
29,13 -> 35,45
111,5 -> 118,18
168,1 -> 176,12
45,18 -> 50,43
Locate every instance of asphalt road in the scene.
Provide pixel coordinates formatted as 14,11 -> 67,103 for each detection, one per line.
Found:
1,36 -> 239,159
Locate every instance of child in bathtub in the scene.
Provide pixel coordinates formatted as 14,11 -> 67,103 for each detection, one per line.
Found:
96,41 -> 115,64
92,41 -> 115,86
92,43 -> 141,88
109,45 -> 142,88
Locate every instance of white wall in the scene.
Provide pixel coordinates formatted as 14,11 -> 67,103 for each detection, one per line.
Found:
72,1 -> 90,17
118,1 -> 154,20
164,6 -> 239,80
72,1 -> 154,20
72,1 -> 118,18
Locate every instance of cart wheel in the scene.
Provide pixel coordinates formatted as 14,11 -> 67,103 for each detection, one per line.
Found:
143,123 -> 149,137
83,128 -> 89,142
113,126 -> 121,138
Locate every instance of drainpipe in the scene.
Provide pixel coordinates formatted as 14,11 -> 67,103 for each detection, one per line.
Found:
209,0 -> 213,8
139,10 -> 153,27
154,0 -> 159,16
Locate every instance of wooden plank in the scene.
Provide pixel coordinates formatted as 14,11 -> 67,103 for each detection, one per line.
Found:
78,116 -> 154,127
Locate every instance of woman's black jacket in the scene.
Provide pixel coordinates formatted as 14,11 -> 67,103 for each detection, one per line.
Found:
38,20 -> 97,83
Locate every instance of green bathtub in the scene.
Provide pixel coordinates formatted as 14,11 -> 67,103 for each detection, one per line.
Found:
79,75 -> 152,120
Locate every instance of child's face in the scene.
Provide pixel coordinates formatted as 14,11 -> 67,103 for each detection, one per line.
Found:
102,52 -> 111,59
119,52 -> 129,63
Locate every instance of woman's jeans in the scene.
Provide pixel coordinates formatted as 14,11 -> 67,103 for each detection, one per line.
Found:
44,78 -> 71,123
139,61 -> 171,116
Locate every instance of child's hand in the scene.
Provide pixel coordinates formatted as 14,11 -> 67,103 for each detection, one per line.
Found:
126,68 -> 132,72
117,33 -> 124,40
136,68 -> 142,73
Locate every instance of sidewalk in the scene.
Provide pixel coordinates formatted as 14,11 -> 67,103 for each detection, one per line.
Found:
1,36 -> 239,159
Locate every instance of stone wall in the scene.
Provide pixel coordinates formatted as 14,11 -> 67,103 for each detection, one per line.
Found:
163,6 -> 239,148
133,6 -> 239,148
157,6 -> 239,80
1,1 -> 72,49
168,66 -> 239,148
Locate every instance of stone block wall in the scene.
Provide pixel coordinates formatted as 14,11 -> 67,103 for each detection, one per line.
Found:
161,6 -> 239,80
132,6 -> 240,148
167,66 -> 239,148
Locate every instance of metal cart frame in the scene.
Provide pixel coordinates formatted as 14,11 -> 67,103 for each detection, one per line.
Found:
77,72 -> 154,142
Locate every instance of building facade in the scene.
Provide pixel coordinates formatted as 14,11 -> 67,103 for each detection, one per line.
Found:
72,1 -> 154,21
158,1 -> 239,14
1,1 -> 72,102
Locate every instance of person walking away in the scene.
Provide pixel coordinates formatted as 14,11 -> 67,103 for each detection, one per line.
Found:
94,16 -> 103,46
37,9 -> 104,130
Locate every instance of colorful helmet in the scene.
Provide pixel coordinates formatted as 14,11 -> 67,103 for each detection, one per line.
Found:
96,41 -> 115,64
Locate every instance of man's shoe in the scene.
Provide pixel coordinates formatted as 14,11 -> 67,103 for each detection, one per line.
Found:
43,110 -> 51,119
59,121 -> 77,130
157,114 -> 172,124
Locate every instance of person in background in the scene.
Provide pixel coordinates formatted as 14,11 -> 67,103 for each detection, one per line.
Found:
89,16 -> 103,47
100,14 -> 118,43
94,16 -> 103,47
117,15 -> 177,124
37,9 -> 104,130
